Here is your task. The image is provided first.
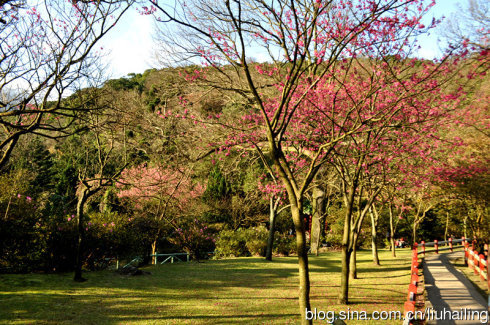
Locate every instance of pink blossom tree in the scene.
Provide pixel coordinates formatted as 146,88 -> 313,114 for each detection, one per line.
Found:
117,164 -> 204,261
149,0 -> 476,320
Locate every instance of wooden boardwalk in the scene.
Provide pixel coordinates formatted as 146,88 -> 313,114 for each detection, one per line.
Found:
423,251 -> 488,324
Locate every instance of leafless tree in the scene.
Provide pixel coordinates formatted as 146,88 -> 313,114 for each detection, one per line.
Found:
441,0 -> 489,51
0,0 -> 133,170
70,92 -> 129,282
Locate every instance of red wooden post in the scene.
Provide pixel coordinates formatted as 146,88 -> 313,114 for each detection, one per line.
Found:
412,265 -> 419,276
486,244 -> 489,310
407,283 -> 417,302
449,237 -> 453,252
412,260 -> 419,271
434,239 -> 439,254
421,241 -> 425,256
411,273 -> 419,286
474,250 -> 480,276
479,254 -> 485,281
404,301 -> 415,323
412,242 -> 418,266
469,248 -> 475,271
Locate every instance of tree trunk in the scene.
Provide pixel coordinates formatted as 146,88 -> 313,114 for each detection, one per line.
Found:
151,240 -> 157,264
290,203 -> 312,324
390,216 -> 396,258
339,239 -> 351,304
412,220 -> 418,245
389,203 -> 396,257
74,188 -> 89,282
0,134 -> 19,170
265,197 -> 277,261
3,196 -> 12,220
369,207 -> 380,266
349,199 -> 370,281
464,215 -> 468,239
349,237 -> 358,279
444,211 -> 449,243
310,186 -> 325,256
339,202 -> 353,304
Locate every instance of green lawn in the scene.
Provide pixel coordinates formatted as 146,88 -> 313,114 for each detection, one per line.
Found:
0,249 -> 412,324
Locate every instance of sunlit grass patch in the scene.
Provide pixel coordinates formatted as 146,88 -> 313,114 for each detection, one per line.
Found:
0,249 -> 412,324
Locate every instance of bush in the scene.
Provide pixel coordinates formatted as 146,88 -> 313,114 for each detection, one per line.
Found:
324,231 -> 343,249
273,233 -> 297,256
215,228 -> 248,258
243,226 -> 268,256
170,218 -> 216,260
215,226 -> 274,258
83,212 -> 161,269
0,194 -> 47,273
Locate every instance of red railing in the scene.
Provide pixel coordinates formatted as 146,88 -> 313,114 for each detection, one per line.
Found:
403,243 -> 420,325
418,237 -> 465,255
404,237 -> 472,324
404,237 -> 489,324
465,241 -> 488,286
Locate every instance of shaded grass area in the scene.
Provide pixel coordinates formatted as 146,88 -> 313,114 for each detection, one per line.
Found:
0,249 -> 412,324
449,257 -> 489,300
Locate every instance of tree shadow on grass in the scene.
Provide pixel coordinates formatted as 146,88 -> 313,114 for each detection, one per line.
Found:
356,265 -> 410,274
0,284 -> 299,324
0,252 -> 409,324
0,260 -> 305,325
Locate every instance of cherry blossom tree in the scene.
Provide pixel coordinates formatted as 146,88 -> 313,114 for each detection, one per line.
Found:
148,0 -> 475,320
117,164 -> 205,261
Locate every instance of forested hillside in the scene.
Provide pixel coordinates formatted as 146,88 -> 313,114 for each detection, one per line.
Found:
1,58 -> 487,270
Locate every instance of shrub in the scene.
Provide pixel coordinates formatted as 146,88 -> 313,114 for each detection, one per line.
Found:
170,218 -> 216,260
215,228 -> 248,258
0,193 -> 46,273
83,212 -> 161,268
324,231 -> 343,249
273,233 -> 297,256
243,226 -> 268,256
215,226 -> 274,258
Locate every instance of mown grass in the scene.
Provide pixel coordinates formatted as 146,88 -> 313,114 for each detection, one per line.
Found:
0,249 -> 413,324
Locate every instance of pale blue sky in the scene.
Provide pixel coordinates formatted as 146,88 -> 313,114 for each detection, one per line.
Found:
100,0 -> 466,79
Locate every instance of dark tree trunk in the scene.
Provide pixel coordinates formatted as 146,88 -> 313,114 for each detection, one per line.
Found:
0,134 -> 20,170
74,188 -> 89,282
339,240 -> 351,304
444,211 -> 449,243
339,199 -> 353,304
151,240 -> 158,264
